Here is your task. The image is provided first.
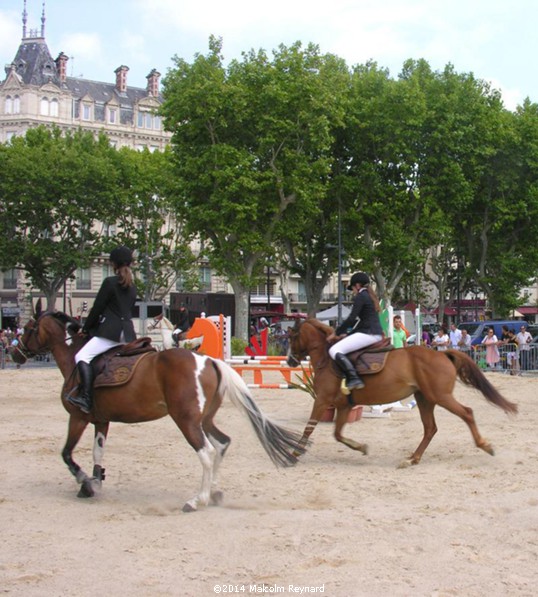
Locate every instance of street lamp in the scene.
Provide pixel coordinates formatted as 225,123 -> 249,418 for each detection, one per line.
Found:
326,206 -> 345,326
266,265 -> 271,311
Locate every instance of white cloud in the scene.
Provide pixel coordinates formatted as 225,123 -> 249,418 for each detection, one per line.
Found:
0,10 -> 22,60
57,32 -> 105,78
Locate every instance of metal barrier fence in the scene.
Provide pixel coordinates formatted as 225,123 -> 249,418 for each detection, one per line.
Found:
432,343 -> 538,374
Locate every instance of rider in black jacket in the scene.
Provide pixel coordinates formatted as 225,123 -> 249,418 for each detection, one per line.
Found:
327,272 -> 383,389
68,246 -> 137,413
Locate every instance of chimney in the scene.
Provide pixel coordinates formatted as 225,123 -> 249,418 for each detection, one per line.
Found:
55,52 -> 69,83
146,68 -> 161,97
115,65 -> 129,93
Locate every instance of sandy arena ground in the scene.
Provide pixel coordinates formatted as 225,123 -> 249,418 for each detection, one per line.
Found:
1,367 -> 537,596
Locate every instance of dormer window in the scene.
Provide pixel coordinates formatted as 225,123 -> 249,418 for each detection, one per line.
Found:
108,108 -> 117,124
50,98 -> 58,117
82,103 -> 92,120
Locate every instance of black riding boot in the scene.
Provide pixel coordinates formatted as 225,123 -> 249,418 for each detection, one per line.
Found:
335,352 -> 365,390
67,361 -> 94,414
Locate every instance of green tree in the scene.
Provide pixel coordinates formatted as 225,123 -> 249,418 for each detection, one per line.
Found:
114,147 -> 197,302
0,126 -> 122,310
161,38 -> 350,337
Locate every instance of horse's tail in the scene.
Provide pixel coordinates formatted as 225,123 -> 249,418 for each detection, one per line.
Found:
445,350 -> 518,414
212,359 -> 309,466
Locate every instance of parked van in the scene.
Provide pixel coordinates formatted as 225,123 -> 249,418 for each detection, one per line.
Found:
458,320 -> 532,346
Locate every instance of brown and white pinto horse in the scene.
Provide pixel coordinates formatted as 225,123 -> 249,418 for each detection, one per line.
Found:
12,308 -> 306,511
287,318 -> 517,467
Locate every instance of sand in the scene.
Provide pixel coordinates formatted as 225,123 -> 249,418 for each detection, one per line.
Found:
1,367 -> 537,597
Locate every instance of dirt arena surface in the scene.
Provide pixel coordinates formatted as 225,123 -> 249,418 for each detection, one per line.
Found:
1,367 -> 537,596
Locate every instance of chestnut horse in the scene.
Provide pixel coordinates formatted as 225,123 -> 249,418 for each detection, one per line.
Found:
12,309 -> 306,511
287,318 -> 517,467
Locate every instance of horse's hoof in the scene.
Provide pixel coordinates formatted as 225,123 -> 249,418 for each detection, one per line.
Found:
359,444 -> 368,456
77,481 -> 95,498
182,502 -> 197,513
210,490 -> 224,506
480,443 -> 495,456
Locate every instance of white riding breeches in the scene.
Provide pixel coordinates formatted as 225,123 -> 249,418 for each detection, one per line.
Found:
329,332 -> 383,359
75,336 -> 123,364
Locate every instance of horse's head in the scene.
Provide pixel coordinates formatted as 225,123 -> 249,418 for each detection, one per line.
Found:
11,311 -> 82,365
286,319 -> 310,366
286,318 -> 333,367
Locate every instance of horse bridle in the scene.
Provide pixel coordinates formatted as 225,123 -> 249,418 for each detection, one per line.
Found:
12,318 -> 48,362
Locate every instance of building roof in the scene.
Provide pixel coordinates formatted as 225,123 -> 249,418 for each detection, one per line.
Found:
9,37 -> 59,87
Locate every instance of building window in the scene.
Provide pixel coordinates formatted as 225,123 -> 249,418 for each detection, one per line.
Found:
50,98 -> 59,117
6,131 -> 16,143
40,97 -> 49,116
2,269 -> 17,289
199,266 -> 211,290
4,96 -> 12,114
76,268 -> 91,290
175,274 -> 187,291
137,112 -> 144,127
153,115 -> 161,130
82,103 -> 91,120
108,108 -> 117,124
13,96 -> 20,113
103,223 -> 117,236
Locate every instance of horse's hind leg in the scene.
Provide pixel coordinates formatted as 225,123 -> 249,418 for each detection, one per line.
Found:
334,406 -> 368,455
437,394 -> 494,456
398,391 -> 437,468
203,419 -> 231,506
171,413 -> 216,512
61,415 -> 95,497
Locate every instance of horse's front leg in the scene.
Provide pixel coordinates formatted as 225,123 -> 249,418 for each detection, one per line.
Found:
334,405 -> 368,455
61,414 -> 95,498
90,422 -> 109,494
294,398 -> 333,457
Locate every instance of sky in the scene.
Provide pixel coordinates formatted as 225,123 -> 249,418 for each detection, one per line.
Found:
1,0 -> 537,111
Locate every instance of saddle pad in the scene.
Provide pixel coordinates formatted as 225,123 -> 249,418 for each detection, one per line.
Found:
94,351 -> 153,388
352,350 -> 391,375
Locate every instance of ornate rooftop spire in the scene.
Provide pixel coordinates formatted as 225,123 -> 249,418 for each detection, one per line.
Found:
41,2 -> 46,38
22,0 -> 28,38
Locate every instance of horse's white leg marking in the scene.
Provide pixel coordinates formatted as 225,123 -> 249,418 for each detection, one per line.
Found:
183,436 -> 216,512
93,431 -> 106,466
91,431 -> 106,491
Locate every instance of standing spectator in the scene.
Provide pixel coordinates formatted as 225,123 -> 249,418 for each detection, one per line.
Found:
516,325 -> 532,371
10,333 -> 22,368
458,329 -> 472,353
392,315 -> 408,348
482,328 -> 500,370
421,325 -> 433,347
432,327 -> 450,351
449,323 -> 462,350
501,327 -> 519,375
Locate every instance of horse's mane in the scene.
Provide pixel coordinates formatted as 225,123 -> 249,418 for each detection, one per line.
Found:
305,318 -> 334,337
43,311 -> 82,335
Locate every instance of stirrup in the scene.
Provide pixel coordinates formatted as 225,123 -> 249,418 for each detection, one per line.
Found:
67,394 -> 91,414
346,377 -> 365,390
